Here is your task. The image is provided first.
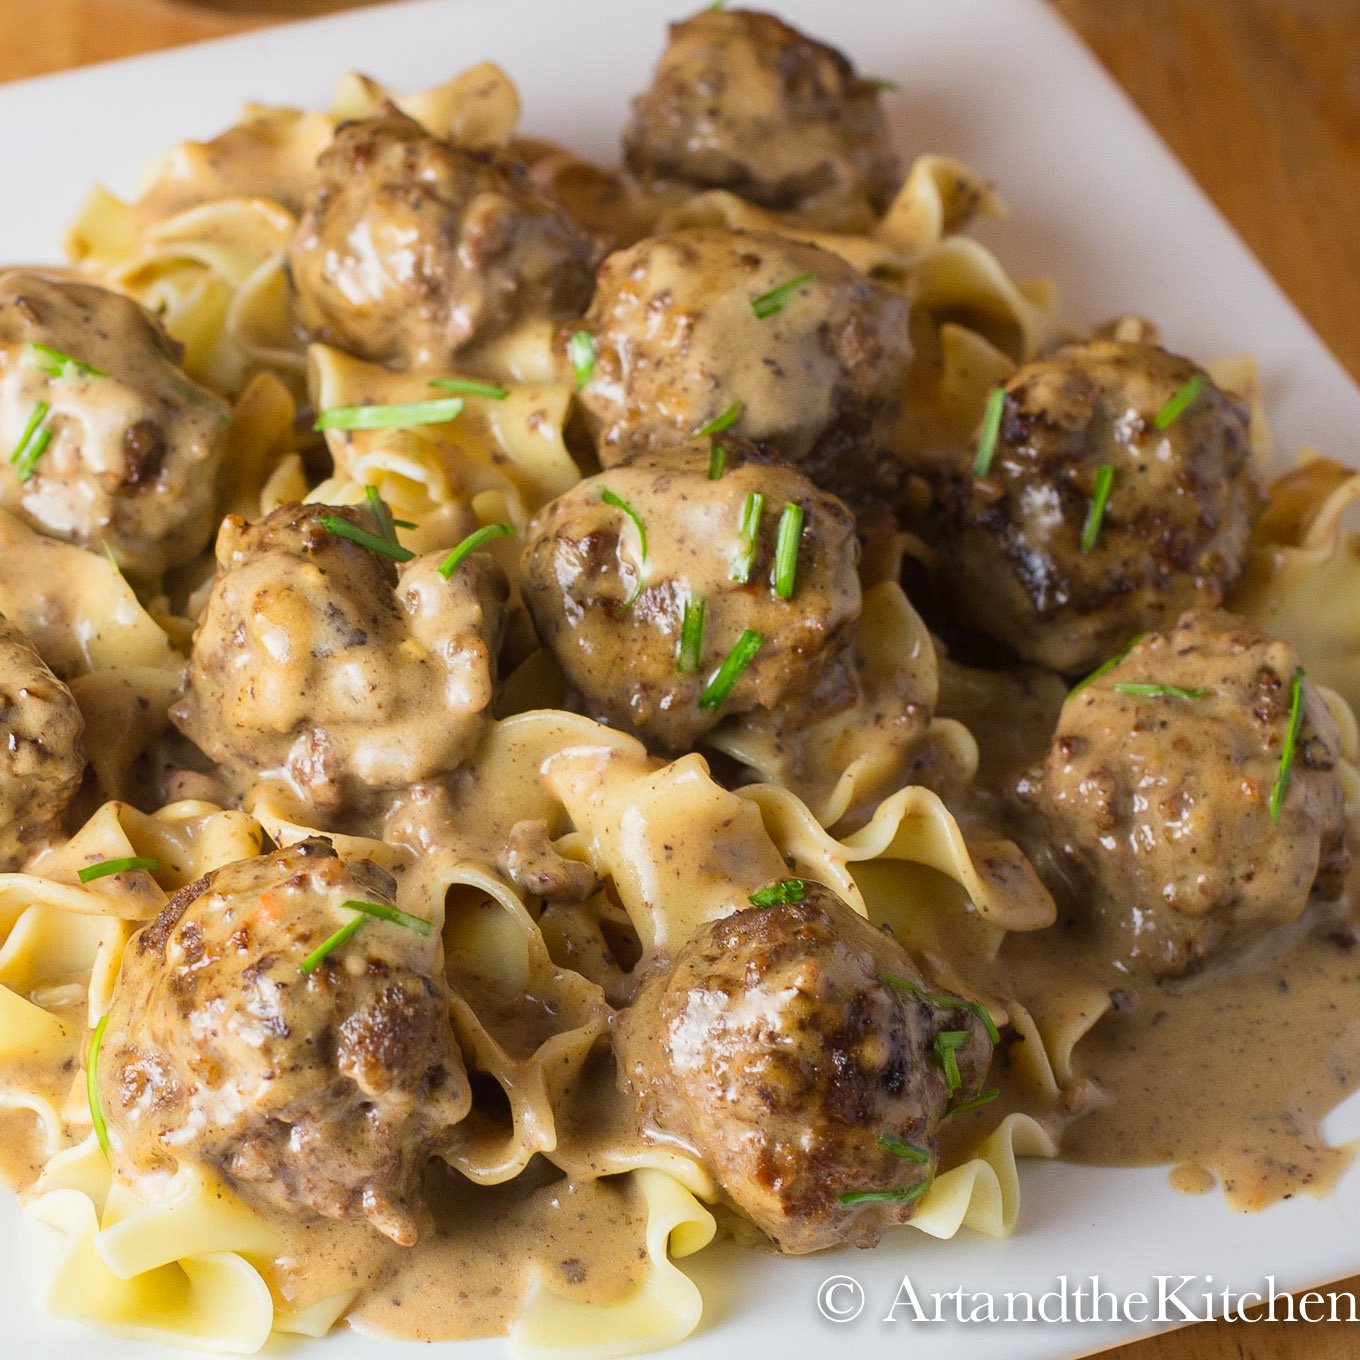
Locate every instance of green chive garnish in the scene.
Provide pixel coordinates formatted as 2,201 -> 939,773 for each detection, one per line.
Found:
365,484 -> 397,543
677,594 -> 706,674
429,378 -> 509,400
972,386 -> 1006,477
314,397 -> 464,432
864,77 -> 902,93
341,898 -> 434,936
319,514 -> 416,562
1269,667 -> 1306,824
78,856 -> 160,885
601,489 -> 647,611
298,916 -> 366,975
838,1178 -> 932,1207
437,522 -> 516,580
932,1030 -> 971,1094
31,343 -> 105,380
773,502 -> 803,599
87,1014 -> 110,1160
879,973 -> 1000,1044
694,403 -> 741,438
1112,683 -> 1207,700
1080,463 -> 1114,552
943,1088 -> 1001,1121
568,331 -> 596,389
731,491 -> 764,584
1152,374 -> 1207,431
877,1132 -> 929,1163
751,271 -> 814,320
1070,632 -> 1147,696
708,440 -> 727,480
698,628 -> 763,710
10,401 -> 51,483
748,878 -> 805,907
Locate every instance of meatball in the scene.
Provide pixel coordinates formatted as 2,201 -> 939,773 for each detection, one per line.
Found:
931,340 -> 1259,673
579,229 -> 908,503
0,271 -> 231,577
623,8 -> 900,225
520,440 -> 860,752
172,502 -> 507,807
0,613 -> 85,869
1021,611 -> 1349,978
615,881 -> 994,1253
99,839 -> 469,1244
289,107 -> 600,368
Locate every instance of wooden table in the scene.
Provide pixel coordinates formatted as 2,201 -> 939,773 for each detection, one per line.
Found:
1,2 -> 1357,1358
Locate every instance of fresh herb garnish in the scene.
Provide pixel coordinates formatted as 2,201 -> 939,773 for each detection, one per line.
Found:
31,342 -> 106,380
314,397 -> 464,432
1152,374 -> 1207,431
10,401 -> 52,483
773,503 -> 803,599
943,1088 -> 1001,1121
365,484 -> 398,543
748,878 -> 806,907
1269,667 -> 1306,824
298,898 -> 433,974
87,1014 -> 110,1160
1080,463 -> 1115,552
1070,632 -> 1147,696
78,856 -> 160,885
864,77 -> 902,93
838,1178 -> 932,1207
600,488 -> 647,610
707,440 -> 727,480
879,973 -> 1000,1044
751,271 -> 814,320
298,916 -> 366,975
694,403 -> 742,438
429,377 -> 509,400
437,522 -> 516,580
677,594 -> 706,674
320,514 -> 416,562
1112,683 -> 1207,700
698,628 -> 763,710
877,1132 -> 929,1164
972,386 -> 1006,477
932,1030 -> 971,1094
568,331 -> 596,389
731,491 -> 764,584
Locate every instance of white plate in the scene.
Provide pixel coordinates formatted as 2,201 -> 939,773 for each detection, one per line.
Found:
3,2 -> 1360,1358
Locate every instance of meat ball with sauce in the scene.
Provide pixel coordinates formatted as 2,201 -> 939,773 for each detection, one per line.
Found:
577,229 -> 909,505
519,440 -> 860,753
98,838 -> 470,1244
171,501 -> 507,807
0,613 -> 85,870
0,271 -> 231,577
1020,610 -> 1348,978
624,8 -> 901,226
931,340 -> 1259,673
615,880 -> 994,1253
289,107 -> 600,368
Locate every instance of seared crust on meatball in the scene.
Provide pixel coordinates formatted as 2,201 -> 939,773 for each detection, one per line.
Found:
0,271 -> 231,577
172,501 -> 507,806
931,340 -> 1259,673
289,107 -> 600,368
578,229 -> 909,504
0,614 -> 85,869
519,440 -> 861,752
616,881 -> 993,1253
624,9 -> 900,225
1021,611 -> 1348,977
99,839 -> 469,1244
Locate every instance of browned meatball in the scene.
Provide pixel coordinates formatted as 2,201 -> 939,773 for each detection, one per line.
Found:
1021,611 -> 1348,978
99,839 -> 469,1244
519,440 -> 860,752
0,271 -> 231,577
172,501 -> 507,807
289,107 -> 600,368
931,340 -> 1259,673
578,229 -> 908,503
624,8 -> 900,225
616,881 -> 994,1253
0,614 -> 85,869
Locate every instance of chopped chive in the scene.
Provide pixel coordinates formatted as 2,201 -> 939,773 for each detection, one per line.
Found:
392,518 -> 418,530
365,484 -> 397,543
838,1178 -> 932,1207
879,973 -> 1000,1044
1069,632 -> 1147,696
864,77 -> 902,92
298,916 -> 366,975
773,502 -> 803,599
1112,683 -> 1207,700
87,1014 -> 110,1160
437,522 -> 516,580
314,397 -> 463,432
677,594 -> 706,674
601,488 -> 648,560
972,386 -> 1006,477
731,491 -> 764,584
10,401 -> 51,482
698,628 -> 763,710
319,514 -> 416,562
31,342 -> 105,380
877,1132 -> 929,1164
568,331 -> 596,389
78,856 -> 160,885
942,1088 -> 1001,1121
1080,463 -> 1115,552
1152,374 -> 1207,431
932,1030 -> 971,1095
693,402 -> 742,438
748,878 -> 806,907
707,440 -> 727,480
1269,667 -> 1306,824
751,271 -> 815,320
341,898 -> 434,936
429,377 -> 509,400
